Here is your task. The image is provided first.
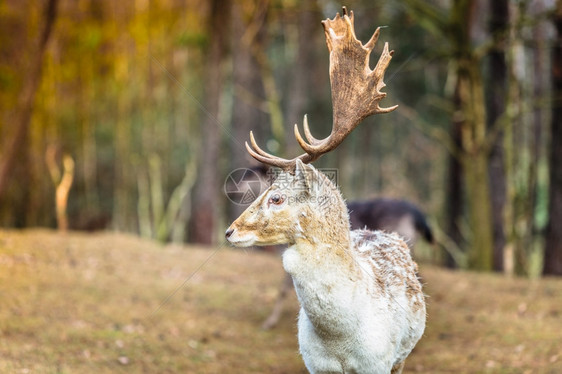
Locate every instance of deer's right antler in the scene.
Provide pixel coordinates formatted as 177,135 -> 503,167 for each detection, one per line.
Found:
246,6 -> 397,171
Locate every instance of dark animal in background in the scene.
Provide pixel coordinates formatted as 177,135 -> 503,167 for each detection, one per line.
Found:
348,198 -> 434,247
262,197 -> 434,330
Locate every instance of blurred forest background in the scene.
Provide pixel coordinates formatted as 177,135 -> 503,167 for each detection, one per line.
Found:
0,0 -> 561,277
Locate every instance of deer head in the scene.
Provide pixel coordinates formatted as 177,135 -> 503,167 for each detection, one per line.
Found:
225,159 -> 351,246
226,7 -> 396,247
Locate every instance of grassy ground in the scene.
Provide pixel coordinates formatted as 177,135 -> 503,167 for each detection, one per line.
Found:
0,229 -> 560,373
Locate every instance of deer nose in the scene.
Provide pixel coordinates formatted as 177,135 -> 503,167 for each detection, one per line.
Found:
225,227 -> 235,239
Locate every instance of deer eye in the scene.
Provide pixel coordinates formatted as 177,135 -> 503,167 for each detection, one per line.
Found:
268,193 -> 285,206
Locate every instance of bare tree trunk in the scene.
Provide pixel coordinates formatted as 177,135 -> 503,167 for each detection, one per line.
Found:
525,0 -> 549,273
445,105 -> 463,268
462,138 -> 494,271
228,1 -> 269,221
189,0 -> 231,244
285,5 -> 324,159
501,1 -> 550,276
0,0 -> 59,197
453,0 -> 495,271
486,0 -> 508,272
112,57 -> 133,231
544,0 -> 562,276
81,0 -> 103,215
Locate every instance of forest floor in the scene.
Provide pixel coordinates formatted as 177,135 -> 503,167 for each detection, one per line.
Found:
0,229 -> 561,374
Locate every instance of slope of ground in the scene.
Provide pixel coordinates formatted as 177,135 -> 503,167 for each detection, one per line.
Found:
0,230 -> 560,373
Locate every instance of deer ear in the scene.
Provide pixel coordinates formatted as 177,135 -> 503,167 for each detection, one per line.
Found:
294,159 -> 311,193
295,159 -> 320,195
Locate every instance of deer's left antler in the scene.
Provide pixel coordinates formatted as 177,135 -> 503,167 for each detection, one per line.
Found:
246,6 -> 397,171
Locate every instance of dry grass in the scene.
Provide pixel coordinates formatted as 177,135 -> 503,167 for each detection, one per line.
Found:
0,229 -> 560,373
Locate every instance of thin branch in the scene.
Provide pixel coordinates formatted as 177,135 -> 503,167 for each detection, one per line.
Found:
396,101 -> 463,160
482,94 -> 555,155
430,220 -> 468,269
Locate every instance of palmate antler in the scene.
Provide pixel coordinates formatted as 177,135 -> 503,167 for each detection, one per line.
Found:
246,6 -> 397,171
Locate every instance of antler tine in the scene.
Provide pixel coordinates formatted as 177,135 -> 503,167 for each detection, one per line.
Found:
248,131 -> 276,159
365,27 -> 381,52
245,131 -> 295,170
371,42 -> 399,113
294,115 -> 324,156
302,115 -> 320,145
245,141 -> 292,170
294,124 -> 315,155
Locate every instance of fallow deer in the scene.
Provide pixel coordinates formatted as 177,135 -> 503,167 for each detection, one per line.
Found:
226,7 -> 426,374
261,196 -> 433,330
